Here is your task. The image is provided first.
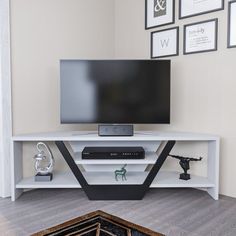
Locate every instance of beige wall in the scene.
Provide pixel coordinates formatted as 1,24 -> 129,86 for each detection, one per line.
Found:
11,0 -> 236,198
114,0 -> 236,197
11,0 -> 115,134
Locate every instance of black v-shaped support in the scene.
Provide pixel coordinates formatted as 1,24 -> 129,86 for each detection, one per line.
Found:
55,141 -> 176,200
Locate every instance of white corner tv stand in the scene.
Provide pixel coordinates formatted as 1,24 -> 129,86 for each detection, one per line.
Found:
11,131 -> 220,201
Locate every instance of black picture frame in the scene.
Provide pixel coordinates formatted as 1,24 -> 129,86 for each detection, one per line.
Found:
183,19 -> 218,55
145,0 -> 175,30
179,0 -> 224,20
227,0 -> 236,48
151,26 -> 179,59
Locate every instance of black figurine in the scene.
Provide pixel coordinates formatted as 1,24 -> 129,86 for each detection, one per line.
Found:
169,154 -> 203,180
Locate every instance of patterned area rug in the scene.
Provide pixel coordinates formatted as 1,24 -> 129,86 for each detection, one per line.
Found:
32,210 -> 164,236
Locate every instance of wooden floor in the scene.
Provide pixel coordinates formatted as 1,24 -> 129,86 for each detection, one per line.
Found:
0,189 -> 236,236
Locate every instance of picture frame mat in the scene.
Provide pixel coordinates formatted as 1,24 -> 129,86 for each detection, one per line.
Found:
151,26 -> 179,58
183,19 -> 218,55
179,0 -> 224,19
228,0 -> 236,48
145,0 -> 175,29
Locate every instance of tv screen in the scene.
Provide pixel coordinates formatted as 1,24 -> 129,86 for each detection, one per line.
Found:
60,60 -> 170,124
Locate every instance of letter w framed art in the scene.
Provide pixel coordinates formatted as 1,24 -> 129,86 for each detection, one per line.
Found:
151,27 -> 179,59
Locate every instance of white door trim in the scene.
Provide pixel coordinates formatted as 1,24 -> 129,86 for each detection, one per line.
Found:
0,0 -> 12,198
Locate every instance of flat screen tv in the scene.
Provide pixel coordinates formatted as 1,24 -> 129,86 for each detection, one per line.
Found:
60,60 -> 170,124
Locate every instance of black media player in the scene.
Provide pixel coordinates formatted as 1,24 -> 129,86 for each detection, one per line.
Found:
82,147 -> 145,159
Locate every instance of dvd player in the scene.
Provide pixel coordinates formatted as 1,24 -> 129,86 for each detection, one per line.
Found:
82,147 -> 145,159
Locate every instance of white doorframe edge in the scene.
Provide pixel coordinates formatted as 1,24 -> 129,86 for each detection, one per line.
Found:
0,0 -> 12,198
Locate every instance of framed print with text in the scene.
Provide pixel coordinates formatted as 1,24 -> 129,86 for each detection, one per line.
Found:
179,0 -> 224,19
145,0 -> 175,29
184,19 -> 218,55
228,0 -> 236,48
151,27 -> 179,58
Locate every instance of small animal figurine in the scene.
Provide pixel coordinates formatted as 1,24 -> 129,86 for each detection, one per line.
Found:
114,164 -> 127,181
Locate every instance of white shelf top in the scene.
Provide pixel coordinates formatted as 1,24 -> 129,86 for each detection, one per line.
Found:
16,171 -> 215,189
12,131 -> 219,141
74,152 -> 158,165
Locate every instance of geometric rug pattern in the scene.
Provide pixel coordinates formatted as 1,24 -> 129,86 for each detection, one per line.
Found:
32,210 -> 164,236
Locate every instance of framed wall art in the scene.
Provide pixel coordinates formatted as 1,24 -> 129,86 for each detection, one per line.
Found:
228,0 -> 236,48
145,0 -> 175,29
184,19 -> 218,55
179,0 -> 224,19
151,27 -> 179,58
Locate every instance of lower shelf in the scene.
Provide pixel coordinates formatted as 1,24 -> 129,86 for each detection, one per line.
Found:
16,171 -> 215,189
151,171 -> 215,188
16,172 -> 80,189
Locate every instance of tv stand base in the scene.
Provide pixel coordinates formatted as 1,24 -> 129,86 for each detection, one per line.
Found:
55,140 -> 175,200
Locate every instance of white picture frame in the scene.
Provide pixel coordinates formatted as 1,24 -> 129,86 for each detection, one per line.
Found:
145,0 -> 175,29
228,0 -> 236,48
151,27 -> 179,58
179,0 -> 224,19
184,19 -> 218,55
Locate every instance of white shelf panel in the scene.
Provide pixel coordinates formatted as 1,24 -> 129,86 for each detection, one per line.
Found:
16,172 -> 147,188
74,152 -> 158,165
12,131 -> 219,141
16,172 -> 81,189
16,171 -> 214,189
152,171 -> 215,188
83,171 -> 148,185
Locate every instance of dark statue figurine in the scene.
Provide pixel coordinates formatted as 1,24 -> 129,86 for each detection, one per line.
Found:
169,154 -> 203,180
